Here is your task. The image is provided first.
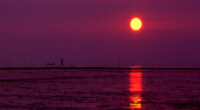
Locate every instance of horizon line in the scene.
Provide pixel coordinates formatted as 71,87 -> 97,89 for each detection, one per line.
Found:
0,66 -> 200,70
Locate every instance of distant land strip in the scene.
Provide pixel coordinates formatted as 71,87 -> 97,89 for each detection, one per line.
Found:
0,67 -> 200,70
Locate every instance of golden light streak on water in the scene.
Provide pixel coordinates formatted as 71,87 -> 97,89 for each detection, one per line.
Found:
129,70 -> 142,109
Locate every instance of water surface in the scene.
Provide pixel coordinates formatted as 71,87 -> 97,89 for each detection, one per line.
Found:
1,69 -> 200,110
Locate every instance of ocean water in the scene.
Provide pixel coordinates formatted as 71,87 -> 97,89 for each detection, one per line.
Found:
0,69 -> 200,110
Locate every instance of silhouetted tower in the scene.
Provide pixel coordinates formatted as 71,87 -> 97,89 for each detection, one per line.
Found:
60,58 -> 64,66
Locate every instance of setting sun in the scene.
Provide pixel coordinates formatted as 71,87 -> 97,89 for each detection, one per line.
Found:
130,17 -> 142,31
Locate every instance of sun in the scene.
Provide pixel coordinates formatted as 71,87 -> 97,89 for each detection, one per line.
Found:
130,17 -> 142,31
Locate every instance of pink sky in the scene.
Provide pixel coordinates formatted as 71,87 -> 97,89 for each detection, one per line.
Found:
0,0 -> 200,67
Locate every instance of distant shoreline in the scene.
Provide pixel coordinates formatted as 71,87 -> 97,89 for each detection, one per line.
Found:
0,67 -> 200,70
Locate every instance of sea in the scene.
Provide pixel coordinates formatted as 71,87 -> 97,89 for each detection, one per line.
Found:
1,69 -> 200,110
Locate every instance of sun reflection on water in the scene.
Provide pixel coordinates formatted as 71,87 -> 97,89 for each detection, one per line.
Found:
129,70 -> 142,109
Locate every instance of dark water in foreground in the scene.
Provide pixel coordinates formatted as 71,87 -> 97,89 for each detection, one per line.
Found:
1,69 -> 200,110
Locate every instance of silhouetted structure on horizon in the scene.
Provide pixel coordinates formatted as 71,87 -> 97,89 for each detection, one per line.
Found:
61,58 -> 64,66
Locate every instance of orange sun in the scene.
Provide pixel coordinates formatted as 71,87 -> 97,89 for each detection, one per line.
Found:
130,17 -> 142,31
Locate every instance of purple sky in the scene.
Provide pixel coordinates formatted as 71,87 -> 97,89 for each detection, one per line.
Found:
0,0 -> 200,67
